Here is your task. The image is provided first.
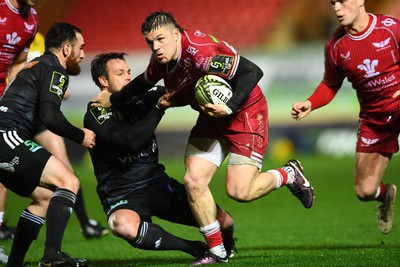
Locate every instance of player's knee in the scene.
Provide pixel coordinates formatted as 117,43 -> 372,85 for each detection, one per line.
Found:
62,175 -> 80,194
184,174 -> 206,194
355,183 -> 376,201
108,213 -> 140,240
226,185 -> 252,202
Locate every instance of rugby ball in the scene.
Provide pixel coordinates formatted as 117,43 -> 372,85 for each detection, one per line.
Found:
195,75 -> 233,106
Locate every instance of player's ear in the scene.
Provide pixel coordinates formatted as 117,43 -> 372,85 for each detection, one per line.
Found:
173,28 -> 180,42
98,76 -> 108,87
62,42 -> 72,57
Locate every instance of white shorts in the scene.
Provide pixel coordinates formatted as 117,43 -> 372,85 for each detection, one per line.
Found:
185,137 -> 262,169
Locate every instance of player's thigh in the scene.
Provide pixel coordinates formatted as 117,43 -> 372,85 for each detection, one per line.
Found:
354,152 -> 390,188
226,159 -> 260,194
34,129 -> 71,168
185,137 -> 227,185
0,138 -> 50,197
40,155 -> 79,193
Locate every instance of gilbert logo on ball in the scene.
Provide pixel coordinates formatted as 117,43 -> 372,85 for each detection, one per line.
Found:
195,75 -> 233,105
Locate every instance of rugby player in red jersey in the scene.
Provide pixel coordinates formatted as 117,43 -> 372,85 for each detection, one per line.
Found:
92,10 -> 315,265
291,0 -> 399,234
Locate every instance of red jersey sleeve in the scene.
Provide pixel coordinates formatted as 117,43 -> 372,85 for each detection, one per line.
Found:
307,81 -> 339,110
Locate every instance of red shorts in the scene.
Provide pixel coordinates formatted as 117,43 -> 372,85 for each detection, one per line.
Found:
357,110 -> 400,153
189,95 -> 268,163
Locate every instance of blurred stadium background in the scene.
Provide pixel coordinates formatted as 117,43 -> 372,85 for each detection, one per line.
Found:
33,0 -> 400,160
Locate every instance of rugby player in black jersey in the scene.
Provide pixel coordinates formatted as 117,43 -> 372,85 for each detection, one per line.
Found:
0,22 -> 92,267
84,52 -> 236,260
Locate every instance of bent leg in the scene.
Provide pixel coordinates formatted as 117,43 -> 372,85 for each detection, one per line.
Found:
225,164 -> 276,202
354,152 -> 390,201
109,209 -> 205,257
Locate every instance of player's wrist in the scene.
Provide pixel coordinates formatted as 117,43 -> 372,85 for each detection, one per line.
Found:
224,105 -> 233,115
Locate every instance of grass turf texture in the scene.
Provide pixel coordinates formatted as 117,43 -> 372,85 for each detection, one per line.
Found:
2,154 -> 399,266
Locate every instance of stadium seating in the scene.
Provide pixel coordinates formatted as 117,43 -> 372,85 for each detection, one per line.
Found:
62,0 -> 288,53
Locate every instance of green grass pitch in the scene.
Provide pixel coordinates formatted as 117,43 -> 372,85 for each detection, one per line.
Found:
2,154 -> 399,266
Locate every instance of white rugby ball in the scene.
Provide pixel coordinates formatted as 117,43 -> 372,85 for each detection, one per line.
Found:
195,75 -> 233,106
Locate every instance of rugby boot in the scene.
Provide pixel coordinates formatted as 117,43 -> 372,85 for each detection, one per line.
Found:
377,183 -> 397,234
284,159 -> 314,208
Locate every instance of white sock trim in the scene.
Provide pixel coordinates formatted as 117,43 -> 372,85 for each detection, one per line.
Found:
268,170 -> 283,189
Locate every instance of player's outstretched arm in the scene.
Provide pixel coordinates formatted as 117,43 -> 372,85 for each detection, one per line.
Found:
393,90 -> 400,98
291,100 -> 312,121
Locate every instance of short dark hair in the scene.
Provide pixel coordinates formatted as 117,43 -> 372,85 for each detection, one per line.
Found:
91,52 -> 128,89
45,22 -> 82,51
141,10 -> 184,35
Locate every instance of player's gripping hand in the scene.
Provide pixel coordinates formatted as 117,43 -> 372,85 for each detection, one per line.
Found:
91,90 -> 112,108
81,128 -> 96,149
156,93 -> 174,111
393,90 -> 400,98
291,100 -> 312,121
199,103 -> 231,118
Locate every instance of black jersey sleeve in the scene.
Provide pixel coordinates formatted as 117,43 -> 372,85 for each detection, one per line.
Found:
39,101 -> 84,144
226,56 -> 263,112
110,73 -> 154,107
85,104 -> 164,151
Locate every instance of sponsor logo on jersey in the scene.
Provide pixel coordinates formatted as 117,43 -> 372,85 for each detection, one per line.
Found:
381,17 -> 396,27
24,140 -> 42,152
4,32 -> 21,49
357,59 -> 380,78
365,73 -> 396,89
26,60 -> 39,68
117,139 -> 157,163
0,156 -> 19,172
340,51 -> 351,61
360,136 -> 379,147
207,55 -> 234,75
49,71 -> 68,99
186,45 -> 198,56
90,107 -> 112,124
373,37 -> 391,51
24,22 -> 35,32
108,200 -> 128,214
0,106 -> 8,112
194,30 -> 206,38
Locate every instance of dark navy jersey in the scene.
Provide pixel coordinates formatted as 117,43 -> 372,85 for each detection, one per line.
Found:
84,86 -> 168,206
0,52 -> 84,142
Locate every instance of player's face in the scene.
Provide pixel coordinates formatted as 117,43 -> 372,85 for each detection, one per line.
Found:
144,24 -> 180,64
104,59 -> 131,93
330,0 -> 364,27
66,32 -> 85,76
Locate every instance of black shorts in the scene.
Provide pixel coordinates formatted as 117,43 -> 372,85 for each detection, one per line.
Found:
0,130 -> 51,197
105,175 -> 198,228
